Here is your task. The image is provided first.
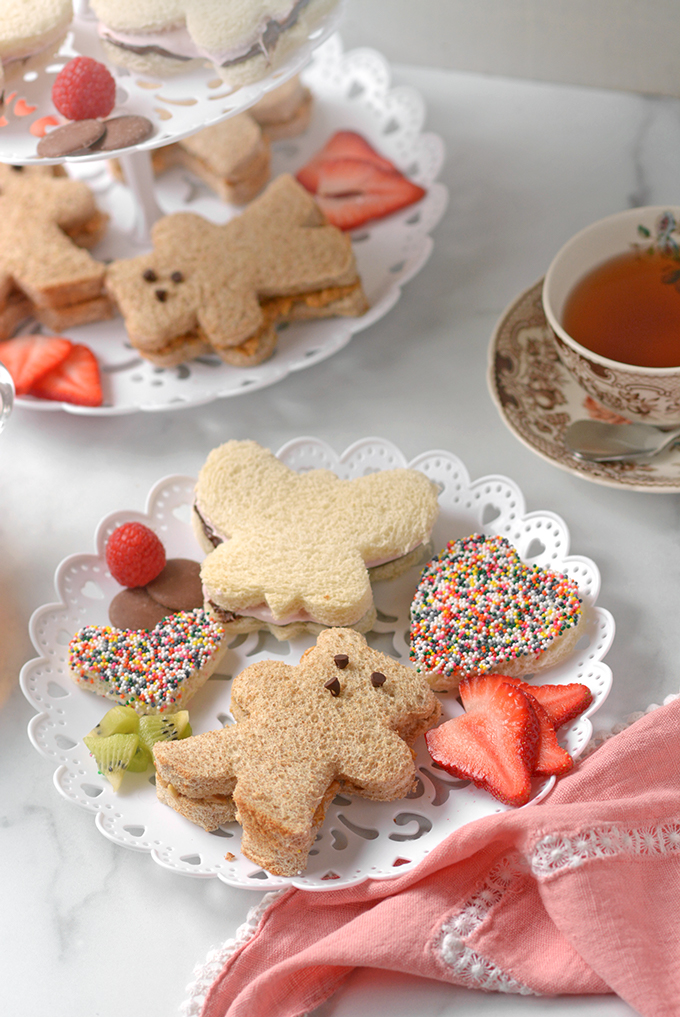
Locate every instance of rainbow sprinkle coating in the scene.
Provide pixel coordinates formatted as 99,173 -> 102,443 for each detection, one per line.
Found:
409,534 -> 581,678
68,608 -> 225,712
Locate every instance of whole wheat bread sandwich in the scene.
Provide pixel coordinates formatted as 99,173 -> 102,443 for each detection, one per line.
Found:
0,165 -> 112,341
104,173 -> 368,367
154,628 -> 441,876
112,111 -> 271,205
193,439 -> 440,638
110,75 -> 313,203
249,74 -> 313,140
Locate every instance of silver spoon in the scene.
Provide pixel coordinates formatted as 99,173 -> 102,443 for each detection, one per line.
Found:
564,420 -> 680,462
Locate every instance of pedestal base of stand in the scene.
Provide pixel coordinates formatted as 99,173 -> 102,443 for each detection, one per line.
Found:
73,0 -> 94,18
118,150 -> 163,246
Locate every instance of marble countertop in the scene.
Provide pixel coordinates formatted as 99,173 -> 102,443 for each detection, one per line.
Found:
2,55 -> 678,1017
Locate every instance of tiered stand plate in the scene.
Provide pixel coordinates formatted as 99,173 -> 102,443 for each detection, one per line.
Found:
1,21 -> 448,414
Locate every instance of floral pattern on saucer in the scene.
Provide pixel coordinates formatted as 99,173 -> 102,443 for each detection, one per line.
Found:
488,280 -> 680,492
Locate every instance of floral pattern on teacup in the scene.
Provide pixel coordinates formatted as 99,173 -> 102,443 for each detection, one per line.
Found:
635,211 -> 680,265
551,332 -> 680,424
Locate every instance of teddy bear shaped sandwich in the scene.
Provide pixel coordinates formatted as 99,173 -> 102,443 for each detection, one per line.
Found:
193,439 -> 441,638
0,164 -> 111,341
153,628 -> 441,876
104,173 -> 368,367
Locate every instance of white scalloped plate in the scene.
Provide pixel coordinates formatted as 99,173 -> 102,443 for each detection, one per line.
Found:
0,3 -> 343,164
20,438 -> 614,890
12,35 -> 448,415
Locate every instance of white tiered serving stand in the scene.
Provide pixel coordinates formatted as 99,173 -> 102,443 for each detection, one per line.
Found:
1,2 -> 344,235
0,7 -> 448,414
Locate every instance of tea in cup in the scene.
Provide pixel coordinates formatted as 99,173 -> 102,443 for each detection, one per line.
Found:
543,206 -> 680,425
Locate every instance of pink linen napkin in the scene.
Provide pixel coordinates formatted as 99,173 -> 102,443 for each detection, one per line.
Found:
187,696 -> 680,1017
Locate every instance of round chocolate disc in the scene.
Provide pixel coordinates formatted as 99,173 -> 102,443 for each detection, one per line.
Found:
109,587 -> 171,631
93,115 -> 154,152
145,558 -> 204,611
36,119 -> 106,159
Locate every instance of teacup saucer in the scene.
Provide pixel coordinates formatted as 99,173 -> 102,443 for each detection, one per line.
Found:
488,280 -> 680,492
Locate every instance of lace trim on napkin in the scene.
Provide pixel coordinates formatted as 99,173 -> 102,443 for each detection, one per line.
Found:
531,822 -> 680,878
436,852 -> 539,995
180,890 -> 287,1017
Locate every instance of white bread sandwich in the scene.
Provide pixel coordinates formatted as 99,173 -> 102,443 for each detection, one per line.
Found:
193,439 -> 440,639
90,0 -> 339,86
1,0 -> 72,85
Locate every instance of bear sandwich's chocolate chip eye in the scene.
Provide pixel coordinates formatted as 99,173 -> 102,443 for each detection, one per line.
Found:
324,677 -> 341,697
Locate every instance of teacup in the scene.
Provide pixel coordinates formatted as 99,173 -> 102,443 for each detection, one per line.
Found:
543,206 -> 680,426
0,362 -> 13,434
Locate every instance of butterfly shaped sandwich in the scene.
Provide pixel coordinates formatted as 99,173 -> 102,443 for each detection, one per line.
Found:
194,439 -> 440,638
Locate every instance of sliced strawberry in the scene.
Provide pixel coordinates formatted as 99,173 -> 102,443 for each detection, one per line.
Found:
426,676 -> 540,807
296,130 -> 398,191
30,342 -> 102,406
476,675 -> 579,776
296,128 -> 426,230
526,682 -> 593,729
308,158 -> 426,230
498,676 -> 593,730
0,334 -> 72,396
522,692 -> 573,777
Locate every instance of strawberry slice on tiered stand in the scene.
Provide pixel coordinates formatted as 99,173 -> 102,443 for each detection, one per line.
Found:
296,130 -> 426,230
0,334 -> 102,405
29,343 -> 102,406
0,334 -> 72,396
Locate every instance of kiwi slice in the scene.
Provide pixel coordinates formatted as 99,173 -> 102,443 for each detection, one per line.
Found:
127,742 -> 153,773
139,710 -> 191,752
92,705 -> 140,738
84,732 -> 139,791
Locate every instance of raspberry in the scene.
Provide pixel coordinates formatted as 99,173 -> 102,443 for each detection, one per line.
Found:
52,57 -> 116,121
106,523 -> 166,588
